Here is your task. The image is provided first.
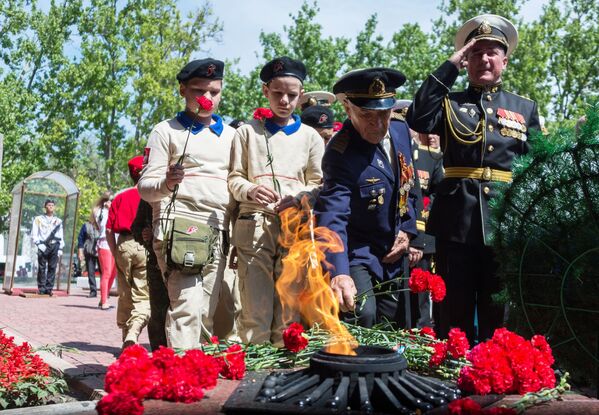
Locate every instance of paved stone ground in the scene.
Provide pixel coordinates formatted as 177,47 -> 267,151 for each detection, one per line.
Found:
1,287 -> 598,414
0,286 -> 147,372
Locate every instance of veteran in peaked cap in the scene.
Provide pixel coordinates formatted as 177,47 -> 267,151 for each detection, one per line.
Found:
455,14 -> 518,57
300,90 -> 336,111
316,67 -> 418,328
177,58 -> 224,82
333,68 -> 406,110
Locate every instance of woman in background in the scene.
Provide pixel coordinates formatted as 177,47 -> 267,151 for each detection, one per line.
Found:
93,191 -> 116,310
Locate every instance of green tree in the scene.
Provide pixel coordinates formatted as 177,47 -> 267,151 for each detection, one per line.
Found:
0,0 -> 82,231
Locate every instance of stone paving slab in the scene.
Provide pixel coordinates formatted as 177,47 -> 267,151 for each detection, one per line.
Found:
1,286 -> 598,414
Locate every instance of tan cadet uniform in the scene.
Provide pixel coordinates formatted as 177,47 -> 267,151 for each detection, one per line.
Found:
106,170 -> 150,346
228,117 -> 324,345
138,114 -> 235,350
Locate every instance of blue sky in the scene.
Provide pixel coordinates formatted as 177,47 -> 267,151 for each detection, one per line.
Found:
180,0 -> 550,74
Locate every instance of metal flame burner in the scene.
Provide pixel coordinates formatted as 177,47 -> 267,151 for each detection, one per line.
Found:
224,346 -> 461,414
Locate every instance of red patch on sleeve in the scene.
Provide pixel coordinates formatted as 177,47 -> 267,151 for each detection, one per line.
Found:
143,147 -> 151,165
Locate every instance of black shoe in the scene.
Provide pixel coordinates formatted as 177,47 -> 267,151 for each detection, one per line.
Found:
47,291 -> 53,297
87,293 -> 97,298
37,290 -> 46,295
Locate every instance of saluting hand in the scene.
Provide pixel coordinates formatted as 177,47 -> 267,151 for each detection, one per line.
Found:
166,163 -> 185,190
449,38 -> 477,70
330,274 -> 357,312
382,231 -> 410,264
248,184 -> 280,207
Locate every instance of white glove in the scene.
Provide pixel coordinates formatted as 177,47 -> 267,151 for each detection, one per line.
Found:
58,250 -> 63,257
38,244 -> 47,253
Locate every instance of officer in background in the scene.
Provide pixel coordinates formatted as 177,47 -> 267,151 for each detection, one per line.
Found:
407,14 -> 541,342
393,100 -> 444,328
31,199 -> 64,296
299,90 -> 335,111
316,68 -> 418,328
301,105 -> 336,145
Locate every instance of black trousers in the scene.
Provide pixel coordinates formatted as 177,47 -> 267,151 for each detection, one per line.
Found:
410,254 -> 434,328
84,254 -> 98,295
342,265 -> 407,329
37,245 -> 59,293
436,240 -> 504,343
146,248 -> 169,351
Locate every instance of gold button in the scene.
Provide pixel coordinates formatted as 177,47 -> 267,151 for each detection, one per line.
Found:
488,144 -> 495,152
486,107 -> 493,114
483,186 -> 490,194
488,124 -> 494,132
486,95 -> 492,101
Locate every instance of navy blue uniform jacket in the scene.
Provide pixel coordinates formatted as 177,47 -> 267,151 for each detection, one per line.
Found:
315,119 -> 418,282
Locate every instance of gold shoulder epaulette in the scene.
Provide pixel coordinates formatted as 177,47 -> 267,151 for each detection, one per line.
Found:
329,133 -> 349,154
505,90 -> 534,102
391,112 -> 406,121
418,144 -> 440,153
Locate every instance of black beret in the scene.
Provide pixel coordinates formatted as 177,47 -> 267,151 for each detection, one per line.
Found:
260,56 -> 307,83
333,68 -> 406,110
301,105 -> 334,129
177,58 -> 224,82
229,119 -> 247,129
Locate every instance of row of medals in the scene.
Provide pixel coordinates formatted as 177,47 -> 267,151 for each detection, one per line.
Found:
368,187 -> 385,210
498,117 -> 527,141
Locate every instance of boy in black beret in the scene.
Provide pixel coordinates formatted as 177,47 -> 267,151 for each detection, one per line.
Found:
228,56 -> 324,346
139,58 -> 239,349
301,105 -> 335,145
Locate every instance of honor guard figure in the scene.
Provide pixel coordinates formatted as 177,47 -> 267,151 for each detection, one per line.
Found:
316,68 -> 418,329
32,199 -> 64,296
407,14 -> 541,342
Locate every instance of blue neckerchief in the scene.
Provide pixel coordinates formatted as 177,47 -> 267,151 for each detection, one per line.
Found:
176,112 -> 224,136
264,114 -> 301,135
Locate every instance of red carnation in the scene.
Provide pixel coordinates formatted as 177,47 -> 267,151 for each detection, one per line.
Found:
333,121 -> 343,132
283,322 -> 309,353
195,96 -> 214,111
448,397 -> 482,415
219,344 -> 246,380
423,196 -> 431,210
253,107 -> 274,121
458,329 -> 556,395
447,328 -> 470,358
421,326 -> 437,339
96,391 -> 144,415
429,342 -> 448,366
408,268 -> 429,293
428,274 -> 446,302
210,336 -> 219,345
104,344 -> 161,399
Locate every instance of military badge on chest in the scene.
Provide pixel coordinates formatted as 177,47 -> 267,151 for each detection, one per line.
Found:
497,108 -> 527,141
364,178 -> 386,210
398,153 -> 414,216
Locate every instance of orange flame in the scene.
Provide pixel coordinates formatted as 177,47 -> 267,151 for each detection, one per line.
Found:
276,196 -> 357,355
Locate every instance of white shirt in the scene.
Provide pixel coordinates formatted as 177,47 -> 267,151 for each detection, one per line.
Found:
95,208 -> 110,250
31,215 -> 64,249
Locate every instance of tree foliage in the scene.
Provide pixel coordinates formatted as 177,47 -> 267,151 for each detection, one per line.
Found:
0,0 -> 597,232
